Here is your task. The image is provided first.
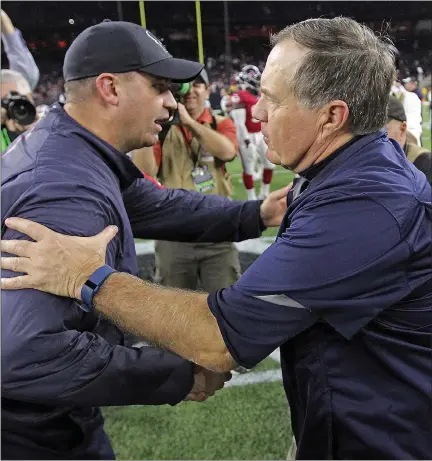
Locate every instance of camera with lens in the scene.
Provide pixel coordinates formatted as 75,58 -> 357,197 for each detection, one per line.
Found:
1,91 -> 37,126
164,82 -> 193,126
171,82 -> 192,101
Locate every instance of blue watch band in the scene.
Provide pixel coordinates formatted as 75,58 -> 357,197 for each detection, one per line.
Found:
80,265 -> 116,312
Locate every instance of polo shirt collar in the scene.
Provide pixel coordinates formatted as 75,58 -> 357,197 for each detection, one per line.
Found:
195,108 -> 213,124
300,130 -> 387,183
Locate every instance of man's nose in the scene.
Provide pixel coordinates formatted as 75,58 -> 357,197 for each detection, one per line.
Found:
164,91 -> 177,110
252,99 -> 267,122
251,104 -> 261,121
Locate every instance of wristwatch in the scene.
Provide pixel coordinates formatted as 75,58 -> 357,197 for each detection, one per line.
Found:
80,265 -> 116,312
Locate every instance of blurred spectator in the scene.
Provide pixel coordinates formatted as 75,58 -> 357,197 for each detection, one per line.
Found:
402,75 -> 423,100
32,72 -> 64,106
391,80 -> 423,145
1,69 -> 37,151
385,96 -> 431,183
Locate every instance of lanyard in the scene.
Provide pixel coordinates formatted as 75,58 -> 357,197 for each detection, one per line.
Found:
178,124 -> 203,168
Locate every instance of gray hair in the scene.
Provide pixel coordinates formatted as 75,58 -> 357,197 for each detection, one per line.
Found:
270,17 -> 396,135
1,69 -> 32,95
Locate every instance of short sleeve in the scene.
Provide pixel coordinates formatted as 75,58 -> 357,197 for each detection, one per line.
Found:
208,193 -> 410,368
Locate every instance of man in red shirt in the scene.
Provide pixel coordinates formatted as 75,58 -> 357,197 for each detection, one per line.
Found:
149,70 -> 243,293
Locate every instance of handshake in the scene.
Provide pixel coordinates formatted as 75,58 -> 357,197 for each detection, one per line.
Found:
185,365 -> 232,402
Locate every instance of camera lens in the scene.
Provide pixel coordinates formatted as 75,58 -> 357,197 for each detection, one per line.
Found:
9,99 -> 37,126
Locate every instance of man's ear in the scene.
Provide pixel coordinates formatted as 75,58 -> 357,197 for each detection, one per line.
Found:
405,127 -> 420,146
95,73 -> 119,106
319,100 -> 350,136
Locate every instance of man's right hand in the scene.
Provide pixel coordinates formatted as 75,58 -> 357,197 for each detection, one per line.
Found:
185,365 -> 232,402
2,112 -> 32,134
1,106 -> 35,135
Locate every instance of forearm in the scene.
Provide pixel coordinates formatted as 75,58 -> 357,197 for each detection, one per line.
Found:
94,272 -> 236,372
2,303 -> 194,407
57,342 -> 194,407
124,179 -> 264,242
188,120 -> 236,161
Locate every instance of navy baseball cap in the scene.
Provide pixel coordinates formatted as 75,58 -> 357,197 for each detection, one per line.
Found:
63,20 -> 203,83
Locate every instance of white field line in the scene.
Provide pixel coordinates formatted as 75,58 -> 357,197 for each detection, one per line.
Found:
225,368 -> 282,388
270,349 -> 281,363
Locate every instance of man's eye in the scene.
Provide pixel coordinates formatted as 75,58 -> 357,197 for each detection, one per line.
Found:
153,83 -> 169,93
265,95 -> 277,105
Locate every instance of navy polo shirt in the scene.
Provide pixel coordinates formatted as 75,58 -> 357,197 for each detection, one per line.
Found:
208,131 -> 432,459
1,103 -> 264,459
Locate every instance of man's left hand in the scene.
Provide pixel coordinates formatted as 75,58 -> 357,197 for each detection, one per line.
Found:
1,217 -> 118,299
177,102 -> 195,128
259,184 -> 292,228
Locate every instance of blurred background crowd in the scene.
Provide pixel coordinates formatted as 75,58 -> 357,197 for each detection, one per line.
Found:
2,1 -> 432,107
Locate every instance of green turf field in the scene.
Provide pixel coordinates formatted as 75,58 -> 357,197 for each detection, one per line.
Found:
103,356 -> 291,460
110,103 -> 431,460
421,102 -> 431,151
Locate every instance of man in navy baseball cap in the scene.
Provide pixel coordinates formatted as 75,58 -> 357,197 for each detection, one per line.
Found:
0,20 -> 231,460
60,20 -> 205,152
63,20 -> 203,83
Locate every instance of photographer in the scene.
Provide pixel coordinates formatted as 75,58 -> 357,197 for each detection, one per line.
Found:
1,69 -> 37,151
151,69 -> 241,292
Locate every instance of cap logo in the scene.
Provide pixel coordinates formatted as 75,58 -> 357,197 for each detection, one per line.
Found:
146,30 -> 167,52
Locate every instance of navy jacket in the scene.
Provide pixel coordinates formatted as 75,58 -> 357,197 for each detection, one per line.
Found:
209,131 -> 432,459
1,104 -> 264,459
